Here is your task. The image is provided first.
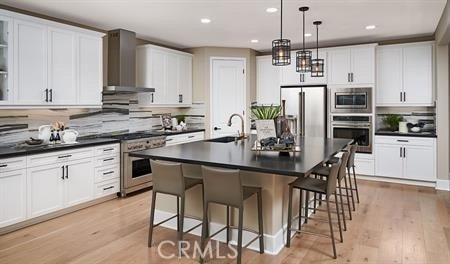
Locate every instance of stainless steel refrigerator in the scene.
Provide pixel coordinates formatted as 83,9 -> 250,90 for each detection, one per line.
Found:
280,86 -> 327,138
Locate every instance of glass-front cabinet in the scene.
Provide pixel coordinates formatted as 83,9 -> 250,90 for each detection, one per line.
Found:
0,15 -> 12,104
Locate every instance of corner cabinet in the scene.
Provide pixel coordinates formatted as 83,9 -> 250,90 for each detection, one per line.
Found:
327,44 -> 376,86
376,42 -> 434,106
0,9 -> 104,108
136,45 -> 193,107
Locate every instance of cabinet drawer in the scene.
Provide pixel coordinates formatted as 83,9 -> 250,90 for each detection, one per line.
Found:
374,136 -> 435,146
94,165 -> 120,183
27,148 -> 94,168
94,179 -> 119,198
94,153 -> 120,168
166,132 -> 204,146
0,156 -> 27,173
95,144 -> 120,156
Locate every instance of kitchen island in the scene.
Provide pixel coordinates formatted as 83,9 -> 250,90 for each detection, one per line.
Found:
131,135 -> 350,254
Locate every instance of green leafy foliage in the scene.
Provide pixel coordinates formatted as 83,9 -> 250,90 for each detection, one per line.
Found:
251,105 -> 281,120
383,114 -> 403,131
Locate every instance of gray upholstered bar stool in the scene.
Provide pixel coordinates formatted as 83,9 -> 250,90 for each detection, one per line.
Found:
148,160 -> 204,251
286,161 -> 343,259
200,166 -> 264,264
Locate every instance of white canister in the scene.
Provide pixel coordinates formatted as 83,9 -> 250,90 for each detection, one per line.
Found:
399,122 -> 408,133
171,118 -> 178,128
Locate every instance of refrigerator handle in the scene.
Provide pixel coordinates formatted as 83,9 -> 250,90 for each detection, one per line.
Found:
299,91 -> 305,136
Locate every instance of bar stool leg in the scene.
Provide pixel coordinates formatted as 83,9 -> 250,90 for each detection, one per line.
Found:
304,191 -> 309,224
313,175 -> 317,214
286,184 -> 293,248
337,181 -> 347,231
200,202 -> 209,264
343,177 -> 353,220
353,166 -> 360,203
148,191 -> 157,247
178,195 -> 185,256
176,196 -> 180,232
347,167 -> 356,211
334,192 -> 343,243
257,190 -> 264,254
237,206 -> 244,264
226,205 -> 230,244
201,184 -> 209,237
298,189 -> 303,231
326,197 -> 337,259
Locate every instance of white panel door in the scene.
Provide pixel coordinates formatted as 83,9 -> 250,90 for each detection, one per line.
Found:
327,49 -> 351,85
48,27 -> 77,105
165,52 -> 179,104
178,55 -> 192,104
404,145 -> 435,181
0,169 -> 26,227
211,59 -> 246,137
149,49 -> 166,104
376,46 -> 403,106
14,19 -> 47,104
65,159 -> 94,207
27,164 -> 65,218
402,44 -> 433,105
257,56 -> 281,105
78,34 -> 102,105
350,46 -> 375,84
375,144 -> 403,178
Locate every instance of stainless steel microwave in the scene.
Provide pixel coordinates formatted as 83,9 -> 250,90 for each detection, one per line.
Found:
330,87 -> 372,113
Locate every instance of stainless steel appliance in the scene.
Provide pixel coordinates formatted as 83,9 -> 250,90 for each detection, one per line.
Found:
330,87 -> 372,114
280,86 -> 327,137
106,132 -> 166,197
331,116 -> 372,153
104,29 -> 155,94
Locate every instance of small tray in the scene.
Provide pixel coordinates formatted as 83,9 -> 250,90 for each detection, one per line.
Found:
251,145 -> 301,153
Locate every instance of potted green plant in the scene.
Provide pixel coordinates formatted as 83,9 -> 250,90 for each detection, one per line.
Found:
383,114 -> 403,131
251,105 -> 281,140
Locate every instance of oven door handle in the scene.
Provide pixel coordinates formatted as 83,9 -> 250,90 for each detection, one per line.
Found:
332,125 -> 371,128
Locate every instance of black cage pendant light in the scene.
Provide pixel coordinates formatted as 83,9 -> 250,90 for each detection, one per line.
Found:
272,0 -> 291,66
311,21 -> 324,77
296,7 -> 312,73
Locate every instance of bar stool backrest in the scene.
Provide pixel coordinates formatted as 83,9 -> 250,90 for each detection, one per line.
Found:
182,164 -> 202,179
339,151 -> 350,181
150,160 -> 185,195
201,166 -> 243,208
347,143 -> 358,168
327,161 -> 341,195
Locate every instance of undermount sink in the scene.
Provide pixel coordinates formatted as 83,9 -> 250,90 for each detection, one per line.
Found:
206,136 -> 242,143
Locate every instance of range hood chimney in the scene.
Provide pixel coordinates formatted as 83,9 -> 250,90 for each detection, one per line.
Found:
104,29 -> 155,94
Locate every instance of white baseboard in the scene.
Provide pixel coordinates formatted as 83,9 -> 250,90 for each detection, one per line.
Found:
436,178 -> 450,191
356,175 -> 436,187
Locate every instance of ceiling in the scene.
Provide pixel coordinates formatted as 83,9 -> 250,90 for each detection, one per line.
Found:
0,0 -> 446,51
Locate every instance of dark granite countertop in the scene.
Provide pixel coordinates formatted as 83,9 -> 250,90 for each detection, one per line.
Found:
130,135 -> 351,177
0,138 -> 120,159
375,130 -> 437,138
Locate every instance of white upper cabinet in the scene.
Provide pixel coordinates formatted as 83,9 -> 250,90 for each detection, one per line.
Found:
14,19 -> 48,105
136,45 -> 193,106
1,9 -> 104,107
0,15 -> 13,105
376,42 -> 434,106
256,55 -> 281,105
327,44 -> 375,86
280,50 -> 327,86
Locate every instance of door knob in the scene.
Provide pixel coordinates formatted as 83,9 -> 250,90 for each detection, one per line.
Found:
214,127 -> 221,131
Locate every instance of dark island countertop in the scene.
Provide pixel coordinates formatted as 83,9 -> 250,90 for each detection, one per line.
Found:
130,135 -> 351,177
0,138 -> 120,159
375,130 -> 437,138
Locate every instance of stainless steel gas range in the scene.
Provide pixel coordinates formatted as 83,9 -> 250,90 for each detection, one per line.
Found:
105,133 -> 166,197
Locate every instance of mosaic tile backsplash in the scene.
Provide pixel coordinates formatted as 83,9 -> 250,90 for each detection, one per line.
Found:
0,93 -> 205,145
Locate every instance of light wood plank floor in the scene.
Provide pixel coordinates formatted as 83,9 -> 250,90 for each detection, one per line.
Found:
1,179 -> 449,264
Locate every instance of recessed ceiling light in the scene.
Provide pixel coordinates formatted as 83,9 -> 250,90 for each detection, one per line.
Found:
365,25 -> 376,30
266,7 -> 278,13
201,18 -> 211,24
304,33 -> 312,37
251,39 -> 259,43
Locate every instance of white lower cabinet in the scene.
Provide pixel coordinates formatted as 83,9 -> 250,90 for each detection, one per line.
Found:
166,131 -> 205,146
65,159 -> 94,207
354,154 -> 375,176
0,169 -> 27,227
374,136 -> 436,181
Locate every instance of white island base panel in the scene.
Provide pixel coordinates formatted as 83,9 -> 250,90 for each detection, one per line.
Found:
151,171 -> 311,255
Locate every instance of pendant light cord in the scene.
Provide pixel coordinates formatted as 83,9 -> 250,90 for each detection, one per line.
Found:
302,9 -> 305,51
316,24 -> 319,59
280,0 -> 283,39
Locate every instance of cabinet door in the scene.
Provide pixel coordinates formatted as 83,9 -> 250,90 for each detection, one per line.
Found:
65,159 -> 94,207
257,56 -> 281,105
350,46 -> 375,84
165,52 -> 179,104
149,49 -> 166,104
376,46 -> 403,106
178,55 -> 192,104
0,16 -> 13,105
280,53 -> 298,85
404,145 -> 435,181
14,20 -> 48,105
375,144 -> 403,178
78,35 -> 102,105
403,44 -> 433,105
27,164 -> 65,218
48,27 -> 77,105
0,169 -> 26,227
327,49 -> 351,85
304,50 -> 327,84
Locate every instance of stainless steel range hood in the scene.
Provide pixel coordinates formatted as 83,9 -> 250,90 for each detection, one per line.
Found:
104,29 -> 155,94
